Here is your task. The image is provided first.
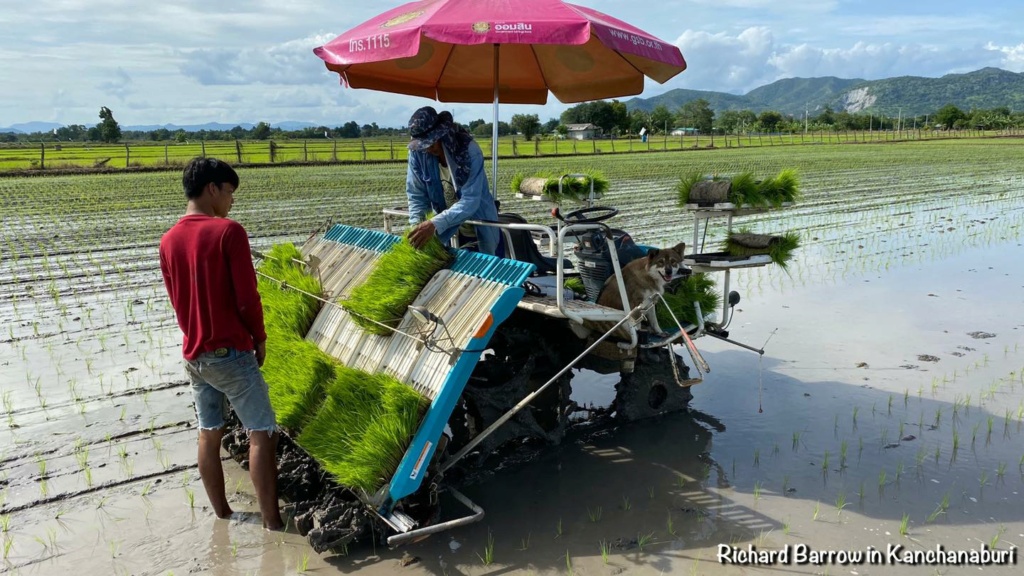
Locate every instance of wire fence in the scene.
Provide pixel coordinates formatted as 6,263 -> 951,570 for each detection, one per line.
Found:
1,129 -> 1020,172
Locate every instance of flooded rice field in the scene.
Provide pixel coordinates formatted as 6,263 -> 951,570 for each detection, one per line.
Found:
1,140 -> 1023,574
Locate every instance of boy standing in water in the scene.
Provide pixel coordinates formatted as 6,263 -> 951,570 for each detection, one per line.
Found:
159,157 -> 283,530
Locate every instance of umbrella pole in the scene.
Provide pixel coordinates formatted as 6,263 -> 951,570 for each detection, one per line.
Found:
491,44 -> 499,199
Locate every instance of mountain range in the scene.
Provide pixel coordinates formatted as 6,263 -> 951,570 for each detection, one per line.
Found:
4,67 -> 1023,133
626,67 -> 1024,117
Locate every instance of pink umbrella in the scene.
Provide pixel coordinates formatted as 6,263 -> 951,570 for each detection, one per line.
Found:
314,0 -> 686,186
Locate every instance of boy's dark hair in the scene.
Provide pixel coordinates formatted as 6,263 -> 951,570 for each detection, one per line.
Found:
182,157 -> 240,199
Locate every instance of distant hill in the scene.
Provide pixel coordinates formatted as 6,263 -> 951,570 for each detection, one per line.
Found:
0,121 -> 64,134
628,67 -> 1024,116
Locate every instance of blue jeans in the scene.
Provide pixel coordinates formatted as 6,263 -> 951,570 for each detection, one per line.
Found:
185,347 -> 277,434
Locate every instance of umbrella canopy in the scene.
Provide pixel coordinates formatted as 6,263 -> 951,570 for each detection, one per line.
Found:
314,0 -> 686,104
314,0 -> 687,190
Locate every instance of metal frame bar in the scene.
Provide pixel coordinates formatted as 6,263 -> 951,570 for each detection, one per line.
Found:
385,487 -> 485,547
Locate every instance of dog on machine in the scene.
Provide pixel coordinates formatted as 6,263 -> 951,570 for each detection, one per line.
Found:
596,242 -> 686,335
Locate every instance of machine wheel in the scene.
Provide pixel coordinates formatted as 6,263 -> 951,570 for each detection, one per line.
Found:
614,347 -> 694,421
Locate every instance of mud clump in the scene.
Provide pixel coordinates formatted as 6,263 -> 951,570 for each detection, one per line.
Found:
917,355 -> 940,363
968,331 -> 996,339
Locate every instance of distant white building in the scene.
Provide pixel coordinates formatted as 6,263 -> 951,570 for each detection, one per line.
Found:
566,123 -> 601,140
670,127 -> 699,136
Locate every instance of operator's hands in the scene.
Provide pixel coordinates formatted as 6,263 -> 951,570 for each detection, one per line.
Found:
409,220 -> 437,249
254,340 -> 267,367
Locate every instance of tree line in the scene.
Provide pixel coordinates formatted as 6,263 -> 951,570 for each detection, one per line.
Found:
5,101 -> 1024,146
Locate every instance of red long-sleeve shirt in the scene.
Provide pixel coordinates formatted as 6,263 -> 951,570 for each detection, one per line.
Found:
159,215 -> 267,361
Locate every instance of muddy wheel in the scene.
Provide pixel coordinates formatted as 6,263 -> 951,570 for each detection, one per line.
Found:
614,347 -> 694,421
448,310 -> 582,456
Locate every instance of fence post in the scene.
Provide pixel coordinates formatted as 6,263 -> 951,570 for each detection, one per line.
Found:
361,140 -> 367,161
554,138 -> 558,155
610,138 -> 615,153
592,139 -> 597,154
201,140 -> 206,158
303,140 -> 308,162
390,140 -> 394,160
235,140 -> 242,164
512,137 -> 518,157
125,143 -> 130,167
269,140 -> 276,163
333,139 -> 338,162
572,139 -> 577,154
535,138 -> 539,156
165,144 -> 169,165
40,144 -> 45,170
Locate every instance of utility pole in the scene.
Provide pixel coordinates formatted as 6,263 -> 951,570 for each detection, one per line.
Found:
897,107 -> 902,133
804,103 -> 809,135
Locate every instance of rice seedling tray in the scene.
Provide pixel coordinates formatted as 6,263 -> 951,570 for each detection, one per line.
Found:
683,251 -> 773,269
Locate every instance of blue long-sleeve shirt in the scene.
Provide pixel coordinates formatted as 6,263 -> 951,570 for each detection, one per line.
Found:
406,139 -> 500,256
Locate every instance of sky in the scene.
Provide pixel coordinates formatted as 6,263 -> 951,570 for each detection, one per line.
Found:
2,0 -> 1023,129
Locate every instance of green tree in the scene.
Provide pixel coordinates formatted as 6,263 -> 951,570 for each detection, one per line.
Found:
649,104 -> 674,134
718,110 -> 757,133
252,122 -> 272,140
510,113 -> 541,140
97,107 -> 121,143
934,104 -> 965,129
757,110 -> 784,132
676,98 -> 714,133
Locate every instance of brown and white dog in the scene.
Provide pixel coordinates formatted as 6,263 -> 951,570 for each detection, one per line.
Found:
596,242 -> 686,335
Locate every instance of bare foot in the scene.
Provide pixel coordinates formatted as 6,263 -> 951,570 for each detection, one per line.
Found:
214,506 -> 234,519
264,518 -> 285,531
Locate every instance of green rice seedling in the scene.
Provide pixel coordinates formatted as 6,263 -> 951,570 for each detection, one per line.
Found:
512,170 -> 610,203
878,470 -> 887,487
792,431 -> 801,451
555,518 -> 562,539
831,487 -> 847,516
753,481 -> 763,501
36,453 -> 47,479
979,470 -> 988,489
675,171 -> 706,205
648,486 -> 655,499
812,501 -> 820,521
297,551 -> 310,573
725,231 -> 800,270
821,450 -> 830,474
655,273 -> 720,328
858,481 -> 865,503
858,437 -> 864,462
753,448 -> 760,467
600,539 -> 610,564
759,168 -> 801,205
903,388 -> 909,408
997,462 -> 1007,479
343,235 -> 453,335
517,533 -> 530,551
476,529 -> 495,565
899,513 -> 910,536
987,416 -> 994,440
3,535 -> 11,560
990,525 -> 1006,549
839,440 -> 848,468
587,506 -> 602,523
563,276 -> 586,298
1,391 -> 11,415
971,422 -> 980,448
887,394 -> 893,415
666,512 -> 676,537
565,550 -> 573,575
895,461 -> 904,482
637,531 -> 655,552
852,406 -> 859,428
772,441 -> 780,457
186,488 -> 195,509
952,430 -> 960,454
0,515 -> 9,533
898,421 -> 905,441
782,475 -> 790,495
621,495 -> 631,511
727,171 -> 761,206
141,481 -> 153,497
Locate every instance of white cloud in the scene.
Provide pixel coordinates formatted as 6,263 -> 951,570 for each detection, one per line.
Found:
986,42 -> 1024,73
97,68 -> 134,101
180,35 -> 337,86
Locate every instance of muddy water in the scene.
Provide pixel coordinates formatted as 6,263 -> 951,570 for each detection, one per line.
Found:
3,182 -> 1024,575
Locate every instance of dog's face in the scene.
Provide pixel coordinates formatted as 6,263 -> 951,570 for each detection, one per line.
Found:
644,242 -> 686,284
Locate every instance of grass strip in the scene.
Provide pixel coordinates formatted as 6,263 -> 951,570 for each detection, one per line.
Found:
656,273 -> 720,328
342,235 -> 453,336
296,370 -> 429,495
512,170 -> 610,203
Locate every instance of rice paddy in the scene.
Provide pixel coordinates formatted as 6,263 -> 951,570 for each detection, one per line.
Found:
0,138 -> 1022,574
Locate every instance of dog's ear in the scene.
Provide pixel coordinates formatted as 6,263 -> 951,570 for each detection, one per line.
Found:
672,242 -> 686,256
646,247 -> 661,261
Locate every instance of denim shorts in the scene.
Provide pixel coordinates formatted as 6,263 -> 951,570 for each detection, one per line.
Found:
185,347 -> 277,434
